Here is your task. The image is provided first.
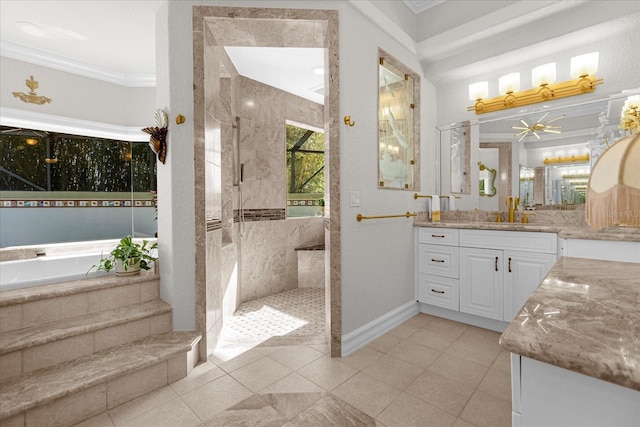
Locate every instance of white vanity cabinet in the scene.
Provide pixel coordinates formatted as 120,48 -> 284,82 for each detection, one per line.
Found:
459,229 -> 557,322
416,227 -> 559,326
417,227 -> 460,310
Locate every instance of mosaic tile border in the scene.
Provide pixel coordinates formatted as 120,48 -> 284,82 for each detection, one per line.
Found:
0,199 -> 155,208
206,219 -> 222,232
233,208 -> 286,223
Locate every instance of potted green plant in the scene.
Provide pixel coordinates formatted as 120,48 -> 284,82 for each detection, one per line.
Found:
88,236 -> 158,276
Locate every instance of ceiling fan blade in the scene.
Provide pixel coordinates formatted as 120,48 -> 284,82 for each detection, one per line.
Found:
546,115 -> 565,124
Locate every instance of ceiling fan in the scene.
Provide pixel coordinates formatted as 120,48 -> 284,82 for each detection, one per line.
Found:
512,112 -> 564,142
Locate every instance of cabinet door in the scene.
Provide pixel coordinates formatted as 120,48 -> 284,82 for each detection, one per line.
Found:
503,251 -> 556,321
460,247 -> 503,320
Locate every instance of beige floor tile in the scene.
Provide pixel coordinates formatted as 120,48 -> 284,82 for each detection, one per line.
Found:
71,412 -> 114,427
297,354 -> 358,390
367,333 -> 403,353
460,391 -> 511,427
491,350 -> 512,374
267,345 -> 323,370
170,361 -> 226,395
229,357 -> 292,392
181,375 -> 253,422
477,368 -> 512,402
453,418 -> 476,427
362,354 -> 424,390
444,328 -> 501,367
204,394 -> 287,426
386,339 -> 441,368
406,327 -> 459,352
260,391 -> 325,419
308,343 -> 330,354
341,346 -> 384,370
108,385 -> 177,426
260,372 -> 326,394
376,392 -> 456,427
424,317 -> 469,338
117,397 -> 202,427
387,322 -> 420,339
332,372 -> 401,418
209,346 -> 273,373
405,370 -> 475,416
427,353 -> 490,389
291,394 -> 376,426
402,313 -> 437,329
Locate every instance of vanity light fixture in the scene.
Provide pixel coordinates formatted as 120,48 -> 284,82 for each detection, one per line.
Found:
468,52 -> 603,114
619,94 -> 640,133
543,154 -> 590,165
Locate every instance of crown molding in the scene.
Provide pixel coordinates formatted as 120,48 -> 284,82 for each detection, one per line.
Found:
348,0 -> 417,56
0,40 -> 155,88
0,107 -> 148,141
402,0 -> 446,14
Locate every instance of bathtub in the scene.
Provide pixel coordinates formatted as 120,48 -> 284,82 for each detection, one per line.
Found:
0,252 -> 109,291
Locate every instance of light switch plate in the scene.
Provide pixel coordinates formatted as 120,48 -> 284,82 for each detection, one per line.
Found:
350,191 -> 360,207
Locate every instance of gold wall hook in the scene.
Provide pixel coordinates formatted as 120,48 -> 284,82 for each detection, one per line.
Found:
344,115 -> 355,126
175,114 -> 186,125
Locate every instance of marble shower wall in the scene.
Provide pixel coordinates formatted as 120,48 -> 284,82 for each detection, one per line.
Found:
233,76 -> 325,303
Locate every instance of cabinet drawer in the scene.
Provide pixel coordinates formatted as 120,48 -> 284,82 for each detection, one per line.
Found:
460,229 -> 557,254
419,274 -> 459,310
418,244 -> 459,278
418,227 -> 459,246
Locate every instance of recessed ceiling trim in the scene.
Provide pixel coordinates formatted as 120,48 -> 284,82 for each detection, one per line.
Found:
1,40 -> 155,88
402,0 -> 446,14
0,107 -> 148,141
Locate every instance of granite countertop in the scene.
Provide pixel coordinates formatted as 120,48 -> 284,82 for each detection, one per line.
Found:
499,257 -> 640,391
413,220 -> 640,242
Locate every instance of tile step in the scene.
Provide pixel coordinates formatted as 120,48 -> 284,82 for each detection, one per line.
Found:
0,331 -> 201,421
0,299 -> 171,355
0,271 -> 159,307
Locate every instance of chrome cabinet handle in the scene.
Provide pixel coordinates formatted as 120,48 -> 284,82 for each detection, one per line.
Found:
508,257 -> 512,273
431,289 -> 445,294
431,259 -> 445,263
495,256 -> 498,271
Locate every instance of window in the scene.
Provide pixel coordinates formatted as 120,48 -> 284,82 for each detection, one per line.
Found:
0,126 -> 156,193
286,123 -> 324,217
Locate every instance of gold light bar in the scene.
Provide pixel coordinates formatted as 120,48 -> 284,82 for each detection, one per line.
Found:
468,75 -> 603,114
413,193 -> 461,200
543,154 -> 590,165
356,212 -> 416,222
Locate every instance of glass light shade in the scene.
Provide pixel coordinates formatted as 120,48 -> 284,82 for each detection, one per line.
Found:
625,94 -> 639,109
531,63 -> 556,87
469,81 -> 488,100
570,52 -> 599,78
499,73 -> 520,94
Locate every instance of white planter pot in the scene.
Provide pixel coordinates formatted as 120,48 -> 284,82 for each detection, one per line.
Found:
115,259 -> 141,276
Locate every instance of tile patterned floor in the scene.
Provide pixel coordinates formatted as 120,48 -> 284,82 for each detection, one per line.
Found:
73,291 -> 512,427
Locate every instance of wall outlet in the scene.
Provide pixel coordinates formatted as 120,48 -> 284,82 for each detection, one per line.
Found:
350,191 -> 360,207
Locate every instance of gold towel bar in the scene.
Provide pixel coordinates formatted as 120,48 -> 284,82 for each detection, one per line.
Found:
357,212 -> 416,222
413,194 -> 462,200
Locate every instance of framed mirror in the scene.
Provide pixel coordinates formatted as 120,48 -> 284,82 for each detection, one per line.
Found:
439,89 -> 639,210
478,161 -> 496,197
378,48 -> 420,190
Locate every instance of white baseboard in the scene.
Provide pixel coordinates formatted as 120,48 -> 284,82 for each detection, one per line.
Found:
419,303 -> 509,333
341,300 -> 419,357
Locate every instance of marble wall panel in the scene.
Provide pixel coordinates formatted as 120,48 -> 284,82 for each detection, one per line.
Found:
221,242 -> 239,317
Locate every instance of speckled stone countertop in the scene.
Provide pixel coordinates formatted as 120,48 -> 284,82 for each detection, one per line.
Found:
413,210 -> 640,242
499,257 -> 640,391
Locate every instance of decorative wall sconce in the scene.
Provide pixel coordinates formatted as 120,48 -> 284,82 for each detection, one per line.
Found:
12,75 -> 52,105
468,52 -> 603,114
142,109 -> 168,164
619,95 -> 639,133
